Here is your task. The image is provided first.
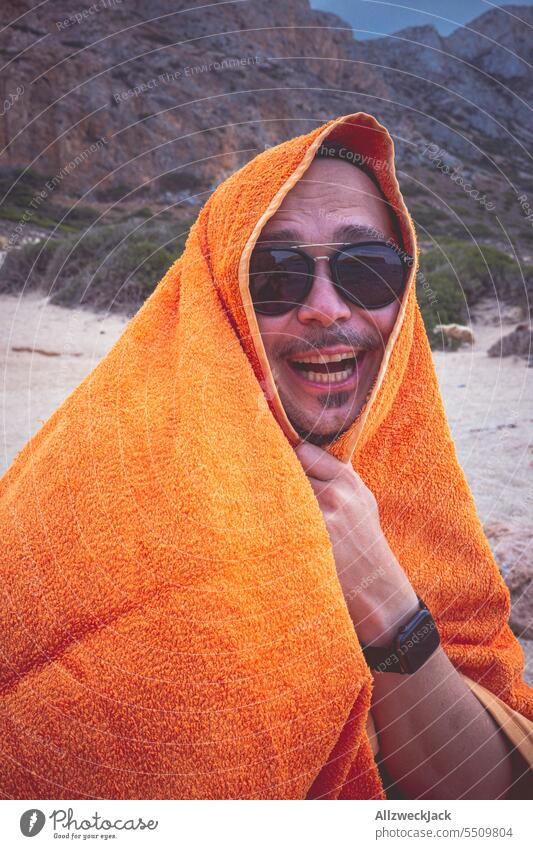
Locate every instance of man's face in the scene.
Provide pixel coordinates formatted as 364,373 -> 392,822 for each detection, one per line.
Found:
253,157 -> 402,446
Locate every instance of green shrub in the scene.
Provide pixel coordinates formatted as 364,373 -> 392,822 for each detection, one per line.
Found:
416,239 -> 533,346
0,219 -> 193,313
417,268 -> 467,342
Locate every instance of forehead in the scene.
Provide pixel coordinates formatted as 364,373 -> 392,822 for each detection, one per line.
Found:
259,158 -> 398,243
285,157 -> 381,197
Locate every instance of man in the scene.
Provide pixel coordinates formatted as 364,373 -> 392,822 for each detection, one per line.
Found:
0,112 -> 531,800
251,140 -> 532,798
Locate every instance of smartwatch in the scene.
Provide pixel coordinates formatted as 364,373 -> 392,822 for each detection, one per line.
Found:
361,596 -> 440,674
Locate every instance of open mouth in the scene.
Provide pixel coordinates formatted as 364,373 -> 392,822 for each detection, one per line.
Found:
287,350 -> 367,386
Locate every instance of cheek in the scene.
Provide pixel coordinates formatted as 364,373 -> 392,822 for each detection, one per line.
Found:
365,302 -> 401,342
256,316 -> 291,358
255,316 -> 274,354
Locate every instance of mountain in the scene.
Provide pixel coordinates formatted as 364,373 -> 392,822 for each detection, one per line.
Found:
360,6 -> 532,153
0,1 -> 355,210
1,1 -> 532,259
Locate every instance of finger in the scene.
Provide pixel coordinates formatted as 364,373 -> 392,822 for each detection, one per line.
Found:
294,440 -> 345,481
306,476 -> 329,499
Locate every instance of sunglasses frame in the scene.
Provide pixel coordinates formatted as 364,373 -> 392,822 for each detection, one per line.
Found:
250,239 -> 413,315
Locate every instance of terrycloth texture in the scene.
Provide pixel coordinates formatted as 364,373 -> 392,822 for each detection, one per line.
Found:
1,112 -> 531,800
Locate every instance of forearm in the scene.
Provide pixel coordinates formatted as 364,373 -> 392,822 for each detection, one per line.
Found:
292,442 -> 527,799
370,645 -> 516,799
342,555 -> 520,799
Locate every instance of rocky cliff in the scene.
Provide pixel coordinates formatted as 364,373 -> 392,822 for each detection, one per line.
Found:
1,1 -> 532,253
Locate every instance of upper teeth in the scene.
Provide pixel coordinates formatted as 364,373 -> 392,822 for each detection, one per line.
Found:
292,352 -> 355,364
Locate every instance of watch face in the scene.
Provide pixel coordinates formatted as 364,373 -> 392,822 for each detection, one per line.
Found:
396,610 -> 440,673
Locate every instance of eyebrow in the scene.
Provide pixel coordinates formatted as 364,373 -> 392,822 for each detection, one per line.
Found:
257,223 -> 385,245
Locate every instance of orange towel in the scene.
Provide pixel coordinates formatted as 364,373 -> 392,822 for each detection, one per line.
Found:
0,111 -> 531,800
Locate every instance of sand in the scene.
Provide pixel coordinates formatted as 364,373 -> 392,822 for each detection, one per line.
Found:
0,294 -> 128,472
1,293 -> 531,681
432,312 -> 532,536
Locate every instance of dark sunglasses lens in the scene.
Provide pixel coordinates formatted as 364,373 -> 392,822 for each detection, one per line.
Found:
335,244 -> 406,308
249,249 -> 310,315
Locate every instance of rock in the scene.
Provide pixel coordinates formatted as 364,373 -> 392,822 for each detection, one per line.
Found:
0,0 -> 358,199
485,521 -> 533,639
487,325 -> 533,359
1,1 -> 532,210
506,562 -> 533,640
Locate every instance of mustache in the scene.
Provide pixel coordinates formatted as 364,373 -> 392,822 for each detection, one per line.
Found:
273,328 -> 383,360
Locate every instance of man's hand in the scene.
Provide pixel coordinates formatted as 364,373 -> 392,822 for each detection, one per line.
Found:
294,440 -> 419,646
295,440 -> 523,799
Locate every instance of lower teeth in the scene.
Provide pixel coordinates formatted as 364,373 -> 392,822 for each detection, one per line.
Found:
303,366 -> 355,384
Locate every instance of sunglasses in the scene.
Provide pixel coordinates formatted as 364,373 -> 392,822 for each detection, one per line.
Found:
249,240 -> 412,316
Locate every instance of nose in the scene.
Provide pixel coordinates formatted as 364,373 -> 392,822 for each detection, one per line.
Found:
296,257 -> 351,326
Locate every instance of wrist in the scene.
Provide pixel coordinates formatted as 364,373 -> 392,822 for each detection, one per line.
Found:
354,588 -> 420,647
362,595 -> 442,676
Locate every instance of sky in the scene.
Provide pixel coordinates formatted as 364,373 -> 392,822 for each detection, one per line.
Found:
309,1 -> 533,38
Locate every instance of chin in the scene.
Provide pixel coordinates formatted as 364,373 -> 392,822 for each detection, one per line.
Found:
296,429 -> 345,447
289,408 -> 358,446
279,374 -> 372,446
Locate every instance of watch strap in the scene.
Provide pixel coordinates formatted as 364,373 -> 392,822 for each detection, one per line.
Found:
362,641 -> 405,673
361,596 -> 439,674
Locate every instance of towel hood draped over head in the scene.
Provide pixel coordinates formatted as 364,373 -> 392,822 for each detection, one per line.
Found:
1,112 -> 532,800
